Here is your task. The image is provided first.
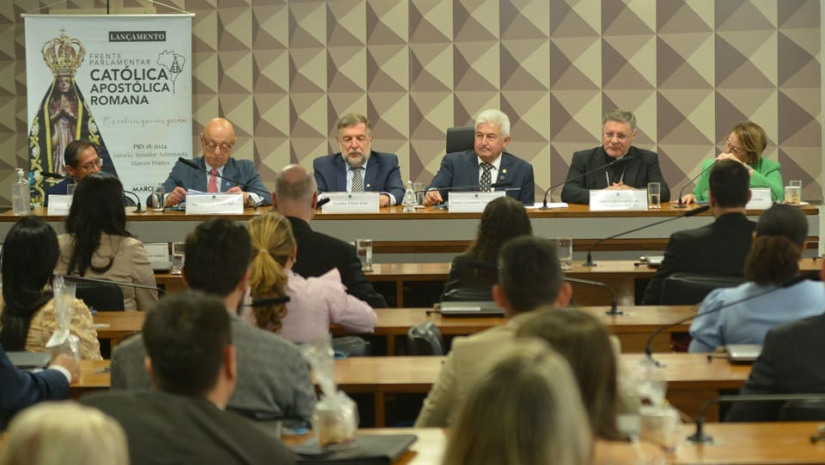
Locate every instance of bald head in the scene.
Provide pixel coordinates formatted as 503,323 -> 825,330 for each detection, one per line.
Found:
200,118 -> 236,169
273,164 -> 318,220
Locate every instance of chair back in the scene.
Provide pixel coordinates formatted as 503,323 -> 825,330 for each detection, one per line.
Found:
406,322 -> 444,355
440,287 -> 493,302
75,281 -> 125,311
779,399 -> 825,421
446,126 -> 475,153
660,273 -> 745,305
332,336 -> 372,357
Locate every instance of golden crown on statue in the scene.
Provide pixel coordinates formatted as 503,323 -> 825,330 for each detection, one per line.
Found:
41,29 -> 85,77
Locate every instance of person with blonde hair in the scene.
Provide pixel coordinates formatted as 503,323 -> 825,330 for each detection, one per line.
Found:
442,340 -> 591,465
248,212 -> 377,343
0,402 -> 128,465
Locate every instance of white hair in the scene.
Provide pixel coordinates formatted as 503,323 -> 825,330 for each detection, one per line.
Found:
475,109 -> 511,138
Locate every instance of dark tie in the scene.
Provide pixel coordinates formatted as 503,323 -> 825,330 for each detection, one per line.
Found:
352,168 -> 364,192
480,163 -> 493,192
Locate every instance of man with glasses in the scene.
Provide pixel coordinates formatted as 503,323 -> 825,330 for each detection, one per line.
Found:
561,109 -> 670,204
43,140 -> 102,202
159,117 -> 270,207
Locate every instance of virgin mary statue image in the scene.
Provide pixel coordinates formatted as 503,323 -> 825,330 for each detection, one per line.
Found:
28,29 -> 117,205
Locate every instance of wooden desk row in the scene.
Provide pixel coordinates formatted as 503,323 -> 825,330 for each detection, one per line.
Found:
73,353 -> 749,427
94,305 -> 694,354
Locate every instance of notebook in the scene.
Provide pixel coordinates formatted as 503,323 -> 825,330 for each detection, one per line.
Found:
7,351 -> 51,369
292,434 -> 417,465
440,301 -> 505,317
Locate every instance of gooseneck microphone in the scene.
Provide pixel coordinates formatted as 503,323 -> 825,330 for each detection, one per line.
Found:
41,172 -> 66,180
176,157 -> 271,198
122,191 -> 145,213
674,160 -> 717,208
565,276 -> 622,316
583,205 -> 710,267
60,275 -> 166,294
541,154 -> 634,209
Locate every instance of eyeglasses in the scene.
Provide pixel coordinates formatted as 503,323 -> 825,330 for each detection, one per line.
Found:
80,158 -> 103,170
604,131 -> 630,142
724,138 -> 745,155
204,140 -> 235,152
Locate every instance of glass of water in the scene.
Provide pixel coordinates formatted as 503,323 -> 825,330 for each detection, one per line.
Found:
647,182 -> 661,209
556,238 -> 573,271
171,241 -> 185,275
152,184 -> 165,211
355,239 -> 373,272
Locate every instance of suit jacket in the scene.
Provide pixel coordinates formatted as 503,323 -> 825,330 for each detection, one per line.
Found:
81,390 -> 295,465
313,151 -> 405,202
726,314 -> 825,422
427,150 -> 535,204
561,146 -> 671,204
160,156 -> 271,206
641,213 -> 756,304
0,346 -> 69,429
110,312 -> 317,423
287,216 -> 388,308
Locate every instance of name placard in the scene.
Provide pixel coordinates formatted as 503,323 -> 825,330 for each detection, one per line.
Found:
47,195 -> 72,215
746,188 -> 772,210
143,243 -> 170,263
321,192 -> 380,213
449,191 -> 506,213
185,194 -> 244,215
589,189 -> 648,211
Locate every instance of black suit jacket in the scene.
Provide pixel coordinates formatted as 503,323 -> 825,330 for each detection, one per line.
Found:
561,146 -> 670,204
427,150 -> 535,204
287,216 -> 388,308
726,314 -> 825,422
642,213 -> 756,304
313,151 -> 405,202
0,346 -> 69,429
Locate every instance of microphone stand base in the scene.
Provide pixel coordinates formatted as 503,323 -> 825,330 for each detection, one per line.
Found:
604,308 -> 623,316
686,432 -> 715,444
672,204 -> 688,209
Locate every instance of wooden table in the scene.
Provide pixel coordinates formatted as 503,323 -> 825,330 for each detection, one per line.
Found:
94,305 -> 694,354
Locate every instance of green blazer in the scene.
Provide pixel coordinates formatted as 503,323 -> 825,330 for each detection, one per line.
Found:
692,157 -> 783,202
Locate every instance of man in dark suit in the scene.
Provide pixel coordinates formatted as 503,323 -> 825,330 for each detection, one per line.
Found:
273,164 -> 388,308
42,140 -> 101,205
83,291 -> 295,464
313,113 -> 405,207
423,109 -> 535,205
642,160 -> 755,304
0,348 -> 78,429
159,117 -> 270,207
561,109 -> 670,204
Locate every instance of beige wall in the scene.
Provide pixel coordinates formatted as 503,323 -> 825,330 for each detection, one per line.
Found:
1,0 -> 820,203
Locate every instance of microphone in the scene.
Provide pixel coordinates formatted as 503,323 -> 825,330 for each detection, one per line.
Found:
59,274 -> 166,295
426,182 -> 512,194
674,160 -> 717,208
41,172 -> 66,180
643,271 -> 820,362
316,197 -> 331,209
122,191 -> 145,213
584,205 -> 710,267
176,157 -> 271,199
542,154 -> 634,208
687,393 -> 825,444
565,276 -> 622,316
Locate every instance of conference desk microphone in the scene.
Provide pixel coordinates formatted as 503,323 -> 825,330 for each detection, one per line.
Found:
583,205 -> 710,267
123,191 -> 145,213
40,171 -> 145,212
41,172 -> 66,180
642,270 -> 820,365
427,182 -> 513,194
687,393 -> 825,444
674,159 -> 717,208
565,276 -> 622,316
315,197 -> 331,209
540,154 -> 634,209
59,274 -> 167,295
176,157 -> 272,203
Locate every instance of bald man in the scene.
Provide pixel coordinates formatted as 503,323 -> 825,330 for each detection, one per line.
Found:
160,118 -> 271,207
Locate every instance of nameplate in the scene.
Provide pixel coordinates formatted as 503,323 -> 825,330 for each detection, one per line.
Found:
746,188 -> 772,210
47,195 -> 72,215
449,191 -> 505,213
321,192 -> 379,213
185,194 -> 244,214
589,189 -> 647,211
143,243 -> 170,263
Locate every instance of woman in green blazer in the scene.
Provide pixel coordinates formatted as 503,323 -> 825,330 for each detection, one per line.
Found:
681,122 -> 783,204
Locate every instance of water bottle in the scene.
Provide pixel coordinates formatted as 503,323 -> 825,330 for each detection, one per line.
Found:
402,180 -> 416,213
12,168 -> 30,216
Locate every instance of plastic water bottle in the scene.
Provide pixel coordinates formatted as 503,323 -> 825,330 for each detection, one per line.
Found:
12,168 -> 30,216
402,180 -> 416,213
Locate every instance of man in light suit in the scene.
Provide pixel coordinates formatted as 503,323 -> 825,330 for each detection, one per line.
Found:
313,113 -> 405,207
423,109 -> 535,206
561,109 -> 670,204
159,118 -> 270,207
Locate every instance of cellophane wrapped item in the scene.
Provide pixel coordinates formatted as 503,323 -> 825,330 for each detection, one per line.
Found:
45,275 -> 80,362
302,337 -> 358,449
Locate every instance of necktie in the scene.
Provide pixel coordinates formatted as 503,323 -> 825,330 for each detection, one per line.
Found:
480,163 -> 493,192
208,168 -> 218,193
352,168 -> 364,193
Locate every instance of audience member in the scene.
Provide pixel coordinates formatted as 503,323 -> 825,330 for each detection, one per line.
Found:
415,236 -> 572,426
441,340 -> 591,465
273,164 -> 388,308
43,140 -> 101,201
314,113 -> 405,207
0,402 -> 127,465
682,121 -> 783,203
55,173 -> 157,311
689,204 -> 823,352
83,291 -> 296,464
248,212 -> 377,343
642,160 -> 755,304
562,109 -> 670,204
441,196 -> 532,301
424,109 -> 535,205
110,219 -> 316,423
0,216 -> 100,359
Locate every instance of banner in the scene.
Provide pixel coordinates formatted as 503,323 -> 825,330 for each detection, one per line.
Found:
25,15 -> 193,205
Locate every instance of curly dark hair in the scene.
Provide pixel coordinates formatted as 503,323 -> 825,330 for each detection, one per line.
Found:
469,196 -> 532,264
745,204 -> 808,285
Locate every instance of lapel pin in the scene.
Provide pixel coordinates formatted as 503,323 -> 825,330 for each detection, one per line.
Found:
502,168 -> 507,174
367,183 -> 371,188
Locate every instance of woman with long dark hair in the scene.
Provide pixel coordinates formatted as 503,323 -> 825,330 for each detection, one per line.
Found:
55,173 -> 157,311
0,216 -> 100,359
